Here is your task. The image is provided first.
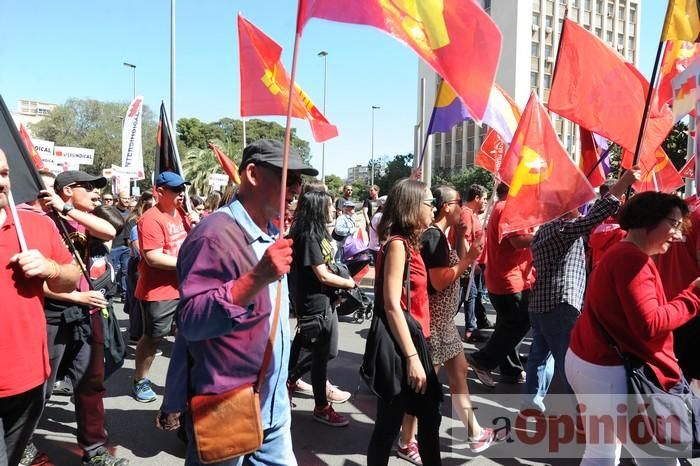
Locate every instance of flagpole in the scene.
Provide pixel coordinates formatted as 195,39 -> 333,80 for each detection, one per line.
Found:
170,0 -> 176,124
7,192 -> 27,252
585,147 -> 611,179
242,117 -> 247,148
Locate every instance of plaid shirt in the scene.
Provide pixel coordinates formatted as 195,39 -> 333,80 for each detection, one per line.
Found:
529,195 -> 620,313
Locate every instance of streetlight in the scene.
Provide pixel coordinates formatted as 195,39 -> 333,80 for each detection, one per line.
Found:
370,105 -> 380,186
123,62 -> 136,99
318,50 -> 329,184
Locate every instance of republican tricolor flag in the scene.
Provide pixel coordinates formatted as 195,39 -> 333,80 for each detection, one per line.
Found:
498,92 -> 596,240
238,13 -> 338,143
296,0 -> 501,123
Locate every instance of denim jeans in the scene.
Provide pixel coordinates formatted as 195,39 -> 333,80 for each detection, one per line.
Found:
522,303 -> 579,412
471,291 -> 531,376
460,264 -> 488,332
110,245 -> 130,293
184,405 -> 296,466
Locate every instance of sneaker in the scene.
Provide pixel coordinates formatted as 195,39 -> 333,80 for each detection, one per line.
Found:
53,377 -> 73,396
468,427 -> 508,454
20,443 -> 52,466
313,404 -> 349,427
82,448 -> 129,466
465,353 -> 496,388
396,440 -> 422,465
293,379 -> 314,396
155,349 -> 163,357
132,378 -> 157,403
326,383 -> 351,404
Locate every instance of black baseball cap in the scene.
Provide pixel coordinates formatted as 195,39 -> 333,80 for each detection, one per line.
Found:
54,171 -> 108,191
240,139 -> 318,176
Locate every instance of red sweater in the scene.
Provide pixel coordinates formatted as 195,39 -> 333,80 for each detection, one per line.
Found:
570,241 -> 700,390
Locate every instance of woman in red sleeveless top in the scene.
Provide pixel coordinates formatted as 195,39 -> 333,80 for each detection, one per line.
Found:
367,178 -> 443,465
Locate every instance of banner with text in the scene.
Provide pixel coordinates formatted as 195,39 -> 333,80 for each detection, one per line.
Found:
121,96 -> 145,179
54,146 -> 95,165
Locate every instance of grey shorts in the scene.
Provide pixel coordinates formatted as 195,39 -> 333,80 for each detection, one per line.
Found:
140,299 -> 178,338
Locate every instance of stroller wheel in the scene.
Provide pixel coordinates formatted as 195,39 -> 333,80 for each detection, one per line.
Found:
354,310 -> 365,324
364,304 -> 373,321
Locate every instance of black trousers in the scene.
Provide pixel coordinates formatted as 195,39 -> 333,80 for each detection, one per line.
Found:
288,309 -> 339,407
0,384 -> 44,466
367,388 -> 442,466
473,290 -> 531,376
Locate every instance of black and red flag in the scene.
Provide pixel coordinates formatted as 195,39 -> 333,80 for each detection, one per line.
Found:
0,94 -> 44,204
155,102 -> 183,183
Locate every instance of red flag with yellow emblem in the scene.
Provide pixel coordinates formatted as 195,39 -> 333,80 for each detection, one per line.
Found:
238,14 -> 337,143
497,92 -> 596,240
657,40 -> 700,109
475,128 -> 504,174
626,147 -> 684,193
296,0 -> 501,122
18,124 -> 45,170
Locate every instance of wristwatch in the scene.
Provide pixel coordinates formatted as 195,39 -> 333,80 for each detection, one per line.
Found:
61,203 -> 74,216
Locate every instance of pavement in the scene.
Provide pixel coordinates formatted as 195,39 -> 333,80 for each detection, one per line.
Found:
31,274 -> 700,466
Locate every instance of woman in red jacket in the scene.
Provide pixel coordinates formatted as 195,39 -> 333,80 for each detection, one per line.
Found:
566,191 -> 699,465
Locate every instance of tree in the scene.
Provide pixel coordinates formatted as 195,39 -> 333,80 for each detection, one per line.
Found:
662,121 -> 688,170
450,167 -> 495,195
351,178 -> 369,202
376,153 -> 413,195
324,174 -> 343,197
30,98 -> 157,177
177,117 -> 224,149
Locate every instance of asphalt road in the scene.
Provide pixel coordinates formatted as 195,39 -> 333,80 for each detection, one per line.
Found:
32,289 -> 700,466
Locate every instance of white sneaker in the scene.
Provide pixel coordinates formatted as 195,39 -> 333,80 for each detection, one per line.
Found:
293,379 -> 314,396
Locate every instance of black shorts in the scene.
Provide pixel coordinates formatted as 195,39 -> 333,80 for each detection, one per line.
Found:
139,299 -> 178,338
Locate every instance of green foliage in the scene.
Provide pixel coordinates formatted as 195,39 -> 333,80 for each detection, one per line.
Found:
177,117 -> 224,149
351,178 -> 369,202
29,98 -> 157,177
324,174 -> 343,196
662,121 -> 689,170
450,167 -> 495,195
376,153 -> 413,195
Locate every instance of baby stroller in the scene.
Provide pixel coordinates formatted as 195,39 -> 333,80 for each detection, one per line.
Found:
333,232 -> 374,323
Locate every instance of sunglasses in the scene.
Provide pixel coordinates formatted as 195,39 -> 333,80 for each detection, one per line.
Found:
102,198 -> 114,202
257,163 -> 303,187
423,197 -> 437,208
164,185 -> 187,194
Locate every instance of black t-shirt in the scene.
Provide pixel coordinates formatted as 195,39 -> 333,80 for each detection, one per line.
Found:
113,206 -> 130,247
290,234 -> 334,317
362,198 -> 373,219
420,226 -> 450,295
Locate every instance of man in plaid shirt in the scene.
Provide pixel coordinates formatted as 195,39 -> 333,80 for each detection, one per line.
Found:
521,168 -> 639,414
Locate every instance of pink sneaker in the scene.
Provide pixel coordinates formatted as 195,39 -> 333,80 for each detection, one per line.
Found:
326,382 -> 351,403
468,427 -> 508,453
313,404 -> 349,427
396,441 -> 422,465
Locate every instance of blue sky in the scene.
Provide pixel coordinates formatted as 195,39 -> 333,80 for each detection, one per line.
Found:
0,1 -> 667,178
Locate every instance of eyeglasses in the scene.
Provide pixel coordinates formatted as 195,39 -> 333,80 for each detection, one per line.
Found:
665,217 -> 683,230
445,199 -> 463,207
69,182 -> 96,191
164,185 -> 187,194
423,197 -> 437,208
102,198 -> 114,202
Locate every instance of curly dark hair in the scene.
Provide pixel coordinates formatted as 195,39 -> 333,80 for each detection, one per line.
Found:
377,178 -> 428,249
619,192 -> 689,231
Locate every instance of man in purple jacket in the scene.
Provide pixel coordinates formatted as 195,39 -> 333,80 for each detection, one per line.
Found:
157,139 -> 316,465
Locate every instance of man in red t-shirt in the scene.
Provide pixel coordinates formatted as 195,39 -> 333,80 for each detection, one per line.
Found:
133,171 -> 194,403
0,149 -> 80,465
466,183 -> 534,387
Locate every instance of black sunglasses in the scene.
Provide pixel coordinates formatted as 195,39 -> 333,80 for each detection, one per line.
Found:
164,185 -> 187,193
69,182 -> 96,191
257,163 -> 303,187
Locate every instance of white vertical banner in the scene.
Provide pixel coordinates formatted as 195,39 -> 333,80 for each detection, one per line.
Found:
121,96 -> 145,180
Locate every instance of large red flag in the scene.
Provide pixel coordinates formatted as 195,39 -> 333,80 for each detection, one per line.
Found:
680,156 -> 696,178
498,92 -> 596,240
209,143 -> 241,185
297,0 -> 501,122
629,147 -> 685,193
475,128 -> 505,174
18,124 -> 45,170
238,14 -> 338,143
549,19 -> 674,164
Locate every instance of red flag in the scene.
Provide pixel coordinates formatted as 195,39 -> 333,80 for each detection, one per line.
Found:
209,143 -> 241,185
297,0 -> 501,122
498,92 -> 596,240
680,156 -> 696,178
549,19 -> 674,165
579,128 -> 606,188
475,128 -> 505,174
18,124 -> 45,170
238,14 -> 338,143
630,147 -> 684,193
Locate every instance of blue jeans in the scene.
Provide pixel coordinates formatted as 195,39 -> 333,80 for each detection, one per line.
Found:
522,303 -> 579,413
185,405 -> 296,466
460,264 -> 487,332
110,245 -> 130,293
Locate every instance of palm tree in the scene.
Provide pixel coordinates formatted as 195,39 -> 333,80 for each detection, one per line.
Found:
182,139 -> 242,195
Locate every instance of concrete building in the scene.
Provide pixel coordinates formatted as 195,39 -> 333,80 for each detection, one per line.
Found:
347,164 -> 370,183
416,0 -> 640,175
11,99 -> 57,134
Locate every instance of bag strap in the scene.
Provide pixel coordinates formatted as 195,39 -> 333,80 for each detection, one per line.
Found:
377,236 -> 411,316
255,280 -> 283,393
590,306 -> 627,363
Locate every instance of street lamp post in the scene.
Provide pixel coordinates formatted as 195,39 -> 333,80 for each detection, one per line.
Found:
318,51 -> 328,185
370,105 -> 380,186
123,62 -> 136,99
